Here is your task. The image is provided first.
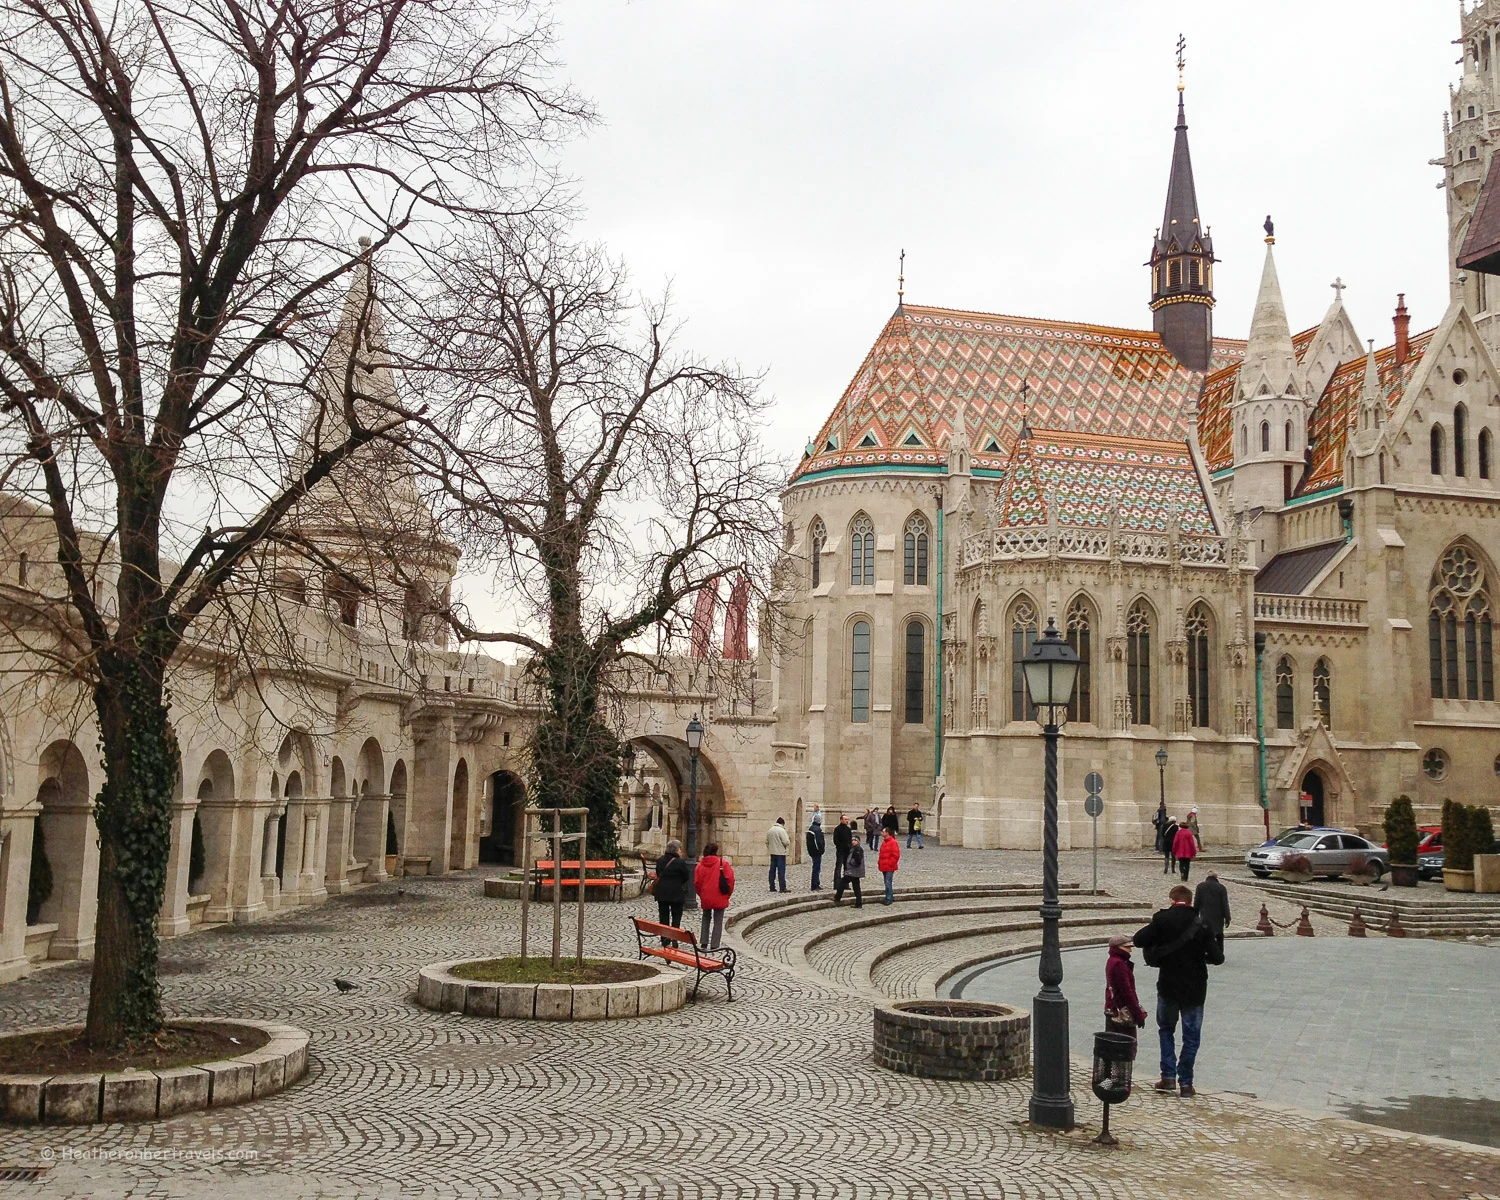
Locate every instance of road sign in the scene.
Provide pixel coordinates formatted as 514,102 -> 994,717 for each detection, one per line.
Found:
1084,794 -> 1104,818
1084,771 -> 1104,796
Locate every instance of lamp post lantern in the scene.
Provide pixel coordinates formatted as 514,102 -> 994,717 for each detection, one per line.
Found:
682,715 -> 705,912
1021,617 -> 1080,1130
1155,747 -> 1168,816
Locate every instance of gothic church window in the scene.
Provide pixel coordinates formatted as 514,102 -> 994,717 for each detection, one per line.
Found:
903,515 -> 930,585
849,514 -> 874,586
1428,545 -> 1495,701
904,620 -> 926,725
1065,599 -> 1093,724
809,518 -> 826,588
1260,422 -> 1270,453
1275,656 -> 1295,729
1313,658 -> 1332,726
1126,601 -> 1153,726
1010,598 -> 1039,722
1186,604 -> 1211,728
1455,405 -> 1469,476
851,621 -> 872,722
1481,428 -> 1493,480
1285,421 -> 1294,452
1431,424 -> 1445,475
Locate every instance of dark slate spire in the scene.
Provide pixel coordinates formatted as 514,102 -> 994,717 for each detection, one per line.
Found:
1148,83 -> 1217,371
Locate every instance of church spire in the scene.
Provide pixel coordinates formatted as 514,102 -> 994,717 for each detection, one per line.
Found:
1240,232 -> 1298,396
1148,42 -> 1216,372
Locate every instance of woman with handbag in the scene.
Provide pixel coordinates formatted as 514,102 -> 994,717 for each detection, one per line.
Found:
653,839 -> 692,944
1104,934 -> 1148,1040
693,842 -> 735,950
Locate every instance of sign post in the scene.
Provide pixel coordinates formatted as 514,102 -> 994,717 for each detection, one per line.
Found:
1083,772 -> 1105,895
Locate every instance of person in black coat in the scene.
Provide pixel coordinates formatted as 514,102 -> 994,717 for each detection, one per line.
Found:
1193,871 -> 1231,958
653,840 -> 692,944
806,815 -> 827,891
881,806 -> 900,837
832,816 -> 853,887
1133,885 -> 1222,1098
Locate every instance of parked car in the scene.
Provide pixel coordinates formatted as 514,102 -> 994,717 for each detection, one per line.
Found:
1259,825 -> 1341,847
1420,833 -> 1500,880
1245,830 -> 1389,879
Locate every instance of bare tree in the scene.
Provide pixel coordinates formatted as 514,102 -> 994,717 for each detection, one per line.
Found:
419,219 -> 784,855
0,0 -> 583,1047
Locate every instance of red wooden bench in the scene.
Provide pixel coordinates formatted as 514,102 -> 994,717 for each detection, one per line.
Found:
631,917 -> 737,1001
531,859 -> 624,901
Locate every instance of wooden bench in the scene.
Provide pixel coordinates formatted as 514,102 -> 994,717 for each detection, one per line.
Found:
634,851 -> 657,898
531,859 -> 625,902
632,917 -> 737,1002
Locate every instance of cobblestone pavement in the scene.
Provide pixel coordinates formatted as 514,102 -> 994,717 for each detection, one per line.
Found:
0,846 -> 1494,1199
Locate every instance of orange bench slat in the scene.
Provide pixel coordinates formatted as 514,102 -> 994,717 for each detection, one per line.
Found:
640,946 -> 726,970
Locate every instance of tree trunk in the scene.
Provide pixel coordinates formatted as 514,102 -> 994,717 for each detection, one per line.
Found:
84,652 -> 179,1048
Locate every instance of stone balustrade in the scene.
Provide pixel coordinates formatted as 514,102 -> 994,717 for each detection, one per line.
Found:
1253,594 -> 1367,626
961,525 -> 1230,569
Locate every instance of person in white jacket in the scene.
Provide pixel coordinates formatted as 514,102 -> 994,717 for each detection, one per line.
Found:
766,817 -> 791,893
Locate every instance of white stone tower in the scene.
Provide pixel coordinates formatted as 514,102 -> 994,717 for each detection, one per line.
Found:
1447,1 -> 1500,355
1230,226 -> 1311,511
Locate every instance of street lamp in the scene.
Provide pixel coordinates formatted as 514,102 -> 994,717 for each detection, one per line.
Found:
1155,746 -> 1168,816
681,715 -> 706,912
1021,618 -> 1080,1130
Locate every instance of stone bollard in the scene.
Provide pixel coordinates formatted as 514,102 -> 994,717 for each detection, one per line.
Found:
1256,904 -> 1275,937
1348,907 -> 1367,937
1295,906 -> 1315,937
1386,905 -> 1406,938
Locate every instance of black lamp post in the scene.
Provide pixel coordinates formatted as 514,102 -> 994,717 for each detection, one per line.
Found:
1155,747 -> 1168,815
682,715 -> 705,912
1022,618 -> 1081,1130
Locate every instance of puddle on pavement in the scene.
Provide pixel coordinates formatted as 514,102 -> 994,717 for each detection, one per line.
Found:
1339,1094 -> 1500,1148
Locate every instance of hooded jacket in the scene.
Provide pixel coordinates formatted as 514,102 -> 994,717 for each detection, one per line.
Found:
844,842 -> 867,879
694,855 -> 735,910
1105,946 -> 1148,1027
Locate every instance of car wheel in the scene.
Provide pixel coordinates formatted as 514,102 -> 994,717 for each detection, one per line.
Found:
1251,869 -> 1269,878
1367,861 -> 1384,881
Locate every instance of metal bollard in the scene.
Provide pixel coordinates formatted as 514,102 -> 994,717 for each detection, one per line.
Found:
1386,905 -> 1406,938
1295,905 -> 1315,937
1256,904 -> 1274,937
1348,907 -> 1367,937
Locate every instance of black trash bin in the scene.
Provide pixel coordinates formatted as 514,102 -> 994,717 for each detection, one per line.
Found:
1090,1031 -> 1137,1146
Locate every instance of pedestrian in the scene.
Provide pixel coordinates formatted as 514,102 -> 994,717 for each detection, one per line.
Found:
806,811 -> 826,891
1133,884 -> 1222,1098
881,805 -> 900,839
1192,870 -> 1231,959
693,842 -> 735,950
877,827 -> 901,904
1172,820 -> 1199,882
653,839 -> 692,945
1159,812 -> 1180,875
1184,806 -> 1202,846
1103,934 -> 1148,1040
1151,798 -> 1169,855
835,833 -> 865,907
766,817 -> 791,893
863,807 -> 880,848
833,815 -> 853,889
906,802 -> 925,849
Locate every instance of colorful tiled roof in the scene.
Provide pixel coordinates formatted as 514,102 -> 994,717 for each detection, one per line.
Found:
1298,329 -> 1435,496
791,304 -> 1246,483
1200,325 -> 1322,473
995,431 -> 1217,533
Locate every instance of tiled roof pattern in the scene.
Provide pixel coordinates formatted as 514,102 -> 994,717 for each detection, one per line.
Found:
792,304 -> 1245,484
995,431 -> 1217,534
1298,329 -> 1435,496
1200,326 -> 1321,473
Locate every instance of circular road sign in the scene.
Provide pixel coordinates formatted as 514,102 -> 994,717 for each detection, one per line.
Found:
1084,794 -> 1104,819
1084,771 -> 1104,796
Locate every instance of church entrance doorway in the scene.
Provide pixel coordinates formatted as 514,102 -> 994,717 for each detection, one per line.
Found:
1300,770 -> 1326,827
481,771 -> 525,866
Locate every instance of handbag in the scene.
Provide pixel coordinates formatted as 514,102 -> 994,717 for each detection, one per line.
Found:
719,868 -> 733,896
644,874 -> 657,896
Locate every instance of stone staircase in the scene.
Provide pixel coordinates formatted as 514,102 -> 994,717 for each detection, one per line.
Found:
1236,879 -> 1500,936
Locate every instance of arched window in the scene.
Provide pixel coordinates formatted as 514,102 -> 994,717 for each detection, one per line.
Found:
904,620 -> 926,724
1009,597 -> 1039,722
1481,428 -> 1493,480
1126,601 -> 1153,726
849,514 -> 874,586
1238,425 -> 1246,457
1169,259 -> 1181,289
1429,545 -> 1494,700
851,621 -> 871,722
903,515 -> 929,586
1275,656 -> 1295,729
1284,421 -> 1294,452
1313,658 -> 1332,725
809,517 -> 826,588
1065,598 -> 1093,724
1186,604 -> 1212,728
1431,424 -> 1445,475
1260,422 -> 1270,453
1456,405 -> 1469,476
1189,259 -> 1201,288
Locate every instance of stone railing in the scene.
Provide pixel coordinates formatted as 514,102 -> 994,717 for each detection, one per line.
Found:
961,525 -> 1229,568
1253,594 -> 1367,626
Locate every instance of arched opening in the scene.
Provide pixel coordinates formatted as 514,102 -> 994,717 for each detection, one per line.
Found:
481,770 -> 527,865
628,736 -> 728,860
1064,595 -> 1095,724
1126,600 -> 1154,726
353,737 -> 387,873
1260,421 -> 1270,453
1299,770 -> 1326,827
1431,423 -> 1445,475
1455,404 -> 1469,477
848,513 -> 875,586
1008,595 -> 1040,722
29,741 -> 92,959
809,517 -> 826,589
1186,603 -> 1214,729
1285,420 -> 1294,452
1481,428 -> 1493,481
1276,656 -> 1295,729
850,620 -> 872,722
387,759 -> 408,865
449,758 -> 470,870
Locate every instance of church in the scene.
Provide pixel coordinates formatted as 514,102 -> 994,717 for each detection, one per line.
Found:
768,8 -> 1500,850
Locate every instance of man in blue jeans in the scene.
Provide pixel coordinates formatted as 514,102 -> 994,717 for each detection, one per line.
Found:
1132,883 -> 1221,1098
765,817 -> 791,893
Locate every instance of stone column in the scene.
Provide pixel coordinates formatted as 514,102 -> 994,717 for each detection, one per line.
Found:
408,712 -> 456,873
0,814 -> 36,983
353,792 -> 391,882
157,798 -> 198,937
42,792 -> 99,960
259,808 -> 282,912
324,795 -> 357,893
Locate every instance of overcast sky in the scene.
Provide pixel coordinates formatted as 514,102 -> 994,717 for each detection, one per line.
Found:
548,0 -> 1459,461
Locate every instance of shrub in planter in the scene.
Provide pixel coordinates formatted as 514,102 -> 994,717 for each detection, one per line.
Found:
1470,804 -> 1496,855
1443,799 -> 1474,872
26,820 -> 53,925
1276,853 -> 1314,882
386,810 -> 400,856
1383,795 -> 1419,865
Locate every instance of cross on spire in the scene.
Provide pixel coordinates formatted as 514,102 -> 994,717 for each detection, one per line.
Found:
1176,34 -> 1186,91
898,249 -> 905,304
1332,277 -> 1347,302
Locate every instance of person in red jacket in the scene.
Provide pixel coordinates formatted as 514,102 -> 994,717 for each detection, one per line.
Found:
1104,934 -> 1148,1039
877,831 -> 901,905
1171,821 -> 1200,883
693,842 -> 735,950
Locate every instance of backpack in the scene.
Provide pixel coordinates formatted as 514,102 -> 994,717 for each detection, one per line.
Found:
1141,915 -> 1203,968
719,867 -> 733,897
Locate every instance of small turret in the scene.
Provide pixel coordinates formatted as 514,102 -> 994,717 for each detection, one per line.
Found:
1148,86 -> 1216,371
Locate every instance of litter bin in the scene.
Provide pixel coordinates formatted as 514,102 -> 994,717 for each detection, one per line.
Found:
1090,1031 -> 1137,1146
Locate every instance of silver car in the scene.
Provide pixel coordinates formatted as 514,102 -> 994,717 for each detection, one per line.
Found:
1245,830 -> 1388,879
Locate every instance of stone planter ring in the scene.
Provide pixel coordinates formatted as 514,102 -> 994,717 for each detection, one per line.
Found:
415,957 -> 687,1020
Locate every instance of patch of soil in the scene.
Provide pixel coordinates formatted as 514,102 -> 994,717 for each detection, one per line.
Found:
901,1002 -> 1008,1019
0,1023 -> 270,1075
449,957 -> 655,985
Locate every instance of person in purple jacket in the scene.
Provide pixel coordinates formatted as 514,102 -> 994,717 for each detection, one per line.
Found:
1104,934 -> 1148,1040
